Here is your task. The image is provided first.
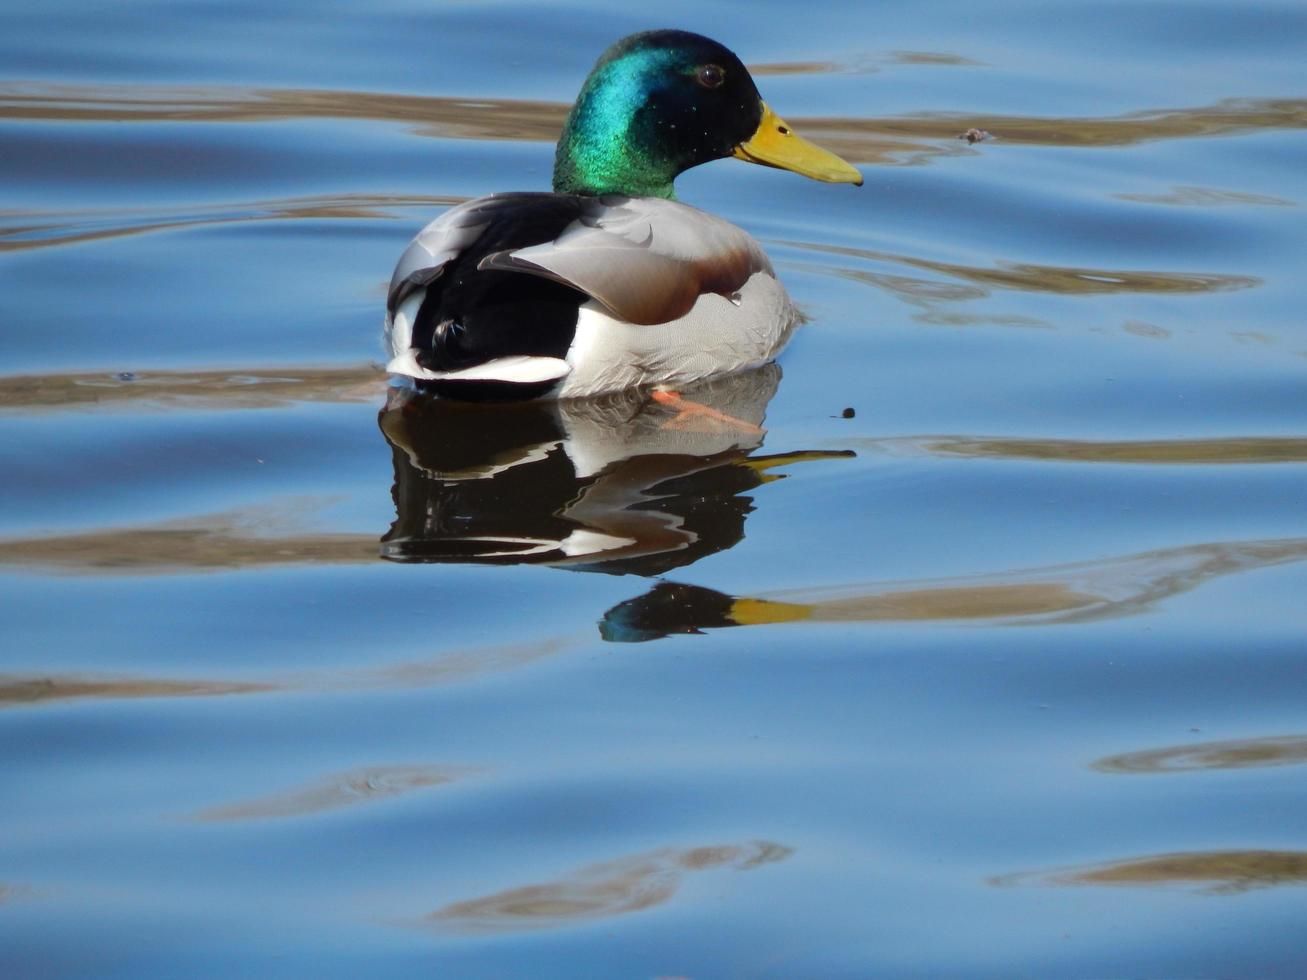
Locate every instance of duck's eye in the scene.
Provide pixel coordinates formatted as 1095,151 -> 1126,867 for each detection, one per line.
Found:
696,64 -> 726,89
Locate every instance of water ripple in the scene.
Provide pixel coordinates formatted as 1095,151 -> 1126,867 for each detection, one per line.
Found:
192,764 -> 472,822
1092,735 -> 1307,774
0,674 -> 272,708
993,850 -> 1307,895
423,841 -> 792,933
0,364 -> 386,413
784,240 -> 1261,295
1116,186 -> 1297,207
0,194 -> 461,253
860,436 -> 1307,465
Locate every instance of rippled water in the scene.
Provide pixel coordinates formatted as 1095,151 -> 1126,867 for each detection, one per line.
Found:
3,1 -> 1306,976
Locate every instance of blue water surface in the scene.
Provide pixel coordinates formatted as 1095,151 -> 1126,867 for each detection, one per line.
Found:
2,1 -> 1306,977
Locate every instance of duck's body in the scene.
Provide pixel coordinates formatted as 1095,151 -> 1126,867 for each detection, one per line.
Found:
386,193 -> 795,399
385,30 -> 860,401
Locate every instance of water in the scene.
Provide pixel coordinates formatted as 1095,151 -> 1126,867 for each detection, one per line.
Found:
3,1 -> 1306,976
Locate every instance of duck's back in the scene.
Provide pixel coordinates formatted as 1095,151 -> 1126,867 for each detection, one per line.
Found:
385,194 -> 797,401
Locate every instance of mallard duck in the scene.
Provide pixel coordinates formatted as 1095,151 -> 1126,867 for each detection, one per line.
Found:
385,29 -> 861,400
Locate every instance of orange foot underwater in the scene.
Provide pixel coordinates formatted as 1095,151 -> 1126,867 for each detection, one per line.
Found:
650,388 -> 766,435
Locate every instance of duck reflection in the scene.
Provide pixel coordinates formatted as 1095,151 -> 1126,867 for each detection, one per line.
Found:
598,536 -> 1307,641
379,364 -> 852,577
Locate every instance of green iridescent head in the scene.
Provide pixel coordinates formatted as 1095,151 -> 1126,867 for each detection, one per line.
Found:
552,30 -> 862,199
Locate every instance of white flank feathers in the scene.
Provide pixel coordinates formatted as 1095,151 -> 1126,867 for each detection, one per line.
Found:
384,352 -> 572,385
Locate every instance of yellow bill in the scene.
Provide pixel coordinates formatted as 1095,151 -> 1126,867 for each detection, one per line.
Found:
729,597 -> 813,627
733,102 -> 863,185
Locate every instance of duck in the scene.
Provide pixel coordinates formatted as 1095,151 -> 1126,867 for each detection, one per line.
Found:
385,29 -> 862,401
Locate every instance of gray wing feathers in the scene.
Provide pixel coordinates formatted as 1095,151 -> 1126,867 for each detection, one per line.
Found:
478,198 -> 773,326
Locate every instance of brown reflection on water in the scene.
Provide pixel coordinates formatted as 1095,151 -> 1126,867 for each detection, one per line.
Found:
791,537 -> 1307,626
866,435 -> 1307,465
1122,320 -> 1173,339
0,503 -> 378,575
749,60 -> 844,76
914,311 -> 1050,329
749,51 -> 979,75
0,83 -> 568,143
0,364 -> 386,414
888,51 -> 983,67
1093,735 -> 1307,774
340,637 -> 579,691
0,634 -> 578,713
4,83 -> 1302,164
424,840 -> 791,933
1116,185 -> 1296,207
834,269 -> 989,306
0,194 -> 461,254
192,764 -> 471,821
798,96 -> 1307,157
994,850 -> 1307,895
788,240 -> 1259,296
0,674 -> 273,709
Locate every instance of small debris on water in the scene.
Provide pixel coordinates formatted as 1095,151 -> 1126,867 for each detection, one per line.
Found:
959,127 -> 991,144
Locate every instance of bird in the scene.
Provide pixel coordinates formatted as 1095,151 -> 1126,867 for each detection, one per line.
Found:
385,29 -> 862,401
